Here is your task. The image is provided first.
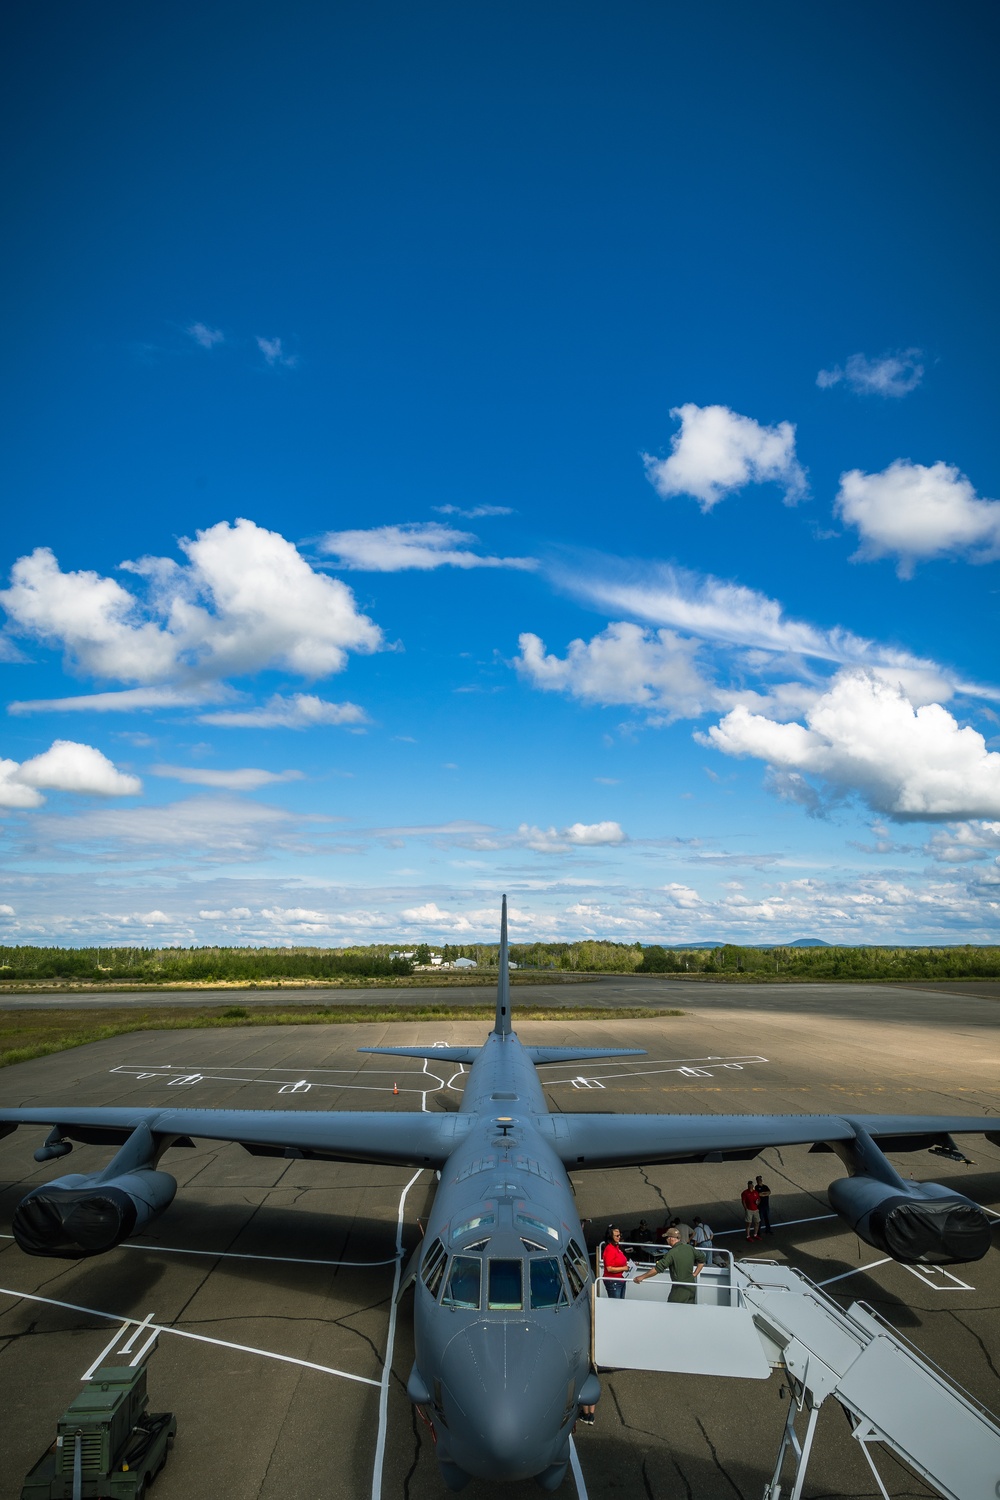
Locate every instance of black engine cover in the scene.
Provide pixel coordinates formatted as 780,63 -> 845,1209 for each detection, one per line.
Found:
13,1185 -> 138,1259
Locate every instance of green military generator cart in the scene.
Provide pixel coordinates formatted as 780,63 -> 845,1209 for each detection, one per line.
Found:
20,1364 -> 175,1500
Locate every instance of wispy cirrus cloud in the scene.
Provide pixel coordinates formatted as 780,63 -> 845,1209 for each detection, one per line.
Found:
559,559 -> 987,701
817,349 -> 923,397
198,693 -> 369,729
186,322 -> 225,349
643,403 -> 806,511
151,764 -> 304,790
319,521 -> 535,572
256,335 -> 298,368
433,504 -> 514,519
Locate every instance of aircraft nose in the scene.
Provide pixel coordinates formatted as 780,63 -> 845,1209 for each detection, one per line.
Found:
440,1320 -> 571,1481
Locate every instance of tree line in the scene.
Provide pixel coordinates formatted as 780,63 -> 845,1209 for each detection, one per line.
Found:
0,941 -> 996,984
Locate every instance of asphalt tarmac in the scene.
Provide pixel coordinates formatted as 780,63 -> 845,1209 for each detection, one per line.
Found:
0,983 -> 998,1499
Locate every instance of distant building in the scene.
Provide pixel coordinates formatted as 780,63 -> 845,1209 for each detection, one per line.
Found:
390,950 -> 415,960
453,956 -> 477,969
430,954 -> 443,966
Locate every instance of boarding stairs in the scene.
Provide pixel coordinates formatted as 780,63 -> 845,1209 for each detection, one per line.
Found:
593,1243 -> 1000,1500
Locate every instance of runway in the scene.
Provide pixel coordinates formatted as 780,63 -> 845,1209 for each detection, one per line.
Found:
1,986 -> 998,1498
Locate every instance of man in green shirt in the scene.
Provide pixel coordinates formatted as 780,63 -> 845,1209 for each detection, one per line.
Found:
634,1228 -> 705,1303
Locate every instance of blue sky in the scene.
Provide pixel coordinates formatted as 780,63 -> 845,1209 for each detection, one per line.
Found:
2,2 -> 999,946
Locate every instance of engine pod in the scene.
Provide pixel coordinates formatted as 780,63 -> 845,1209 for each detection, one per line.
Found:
868,1194 -> 992,1265
13,1185 -> 139,1259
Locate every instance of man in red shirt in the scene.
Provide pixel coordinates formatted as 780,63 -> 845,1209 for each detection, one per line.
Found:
601,1225 -> 629,1298
740,1181 -> 760,1241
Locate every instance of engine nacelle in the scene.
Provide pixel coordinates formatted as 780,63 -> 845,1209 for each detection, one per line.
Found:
13,1167 -> 177,1259
13,1122 -> 176,1259
828,1175 -> 990,1264
827,1122 -> 992,1265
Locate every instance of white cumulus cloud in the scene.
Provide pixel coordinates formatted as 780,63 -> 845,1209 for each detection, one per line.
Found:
704,671 -> 1000,821
643,403 -> 807,511
198,693 -> 369,729
320,521 -> 535,572
0,520 -> 383,709
516,820 -> 627,852
0,741 -> 141,808
515,623 -> 711,718
835,460 -> 1000,576
817,349 -> 923,397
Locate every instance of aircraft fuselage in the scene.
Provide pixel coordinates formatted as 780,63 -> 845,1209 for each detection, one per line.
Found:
410,1030 -> 596,1488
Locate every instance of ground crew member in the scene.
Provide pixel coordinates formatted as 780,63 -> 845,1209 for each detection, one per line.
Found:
634,1229 -> 705,1302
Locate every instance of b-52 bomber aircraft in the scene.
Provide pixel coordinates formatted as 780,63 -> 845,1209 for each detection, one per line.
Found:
1,898 -> 996,1490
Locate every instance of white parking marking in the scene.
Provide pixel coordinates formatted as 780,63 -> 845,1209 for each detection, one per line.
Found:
569,1434 -> 589,1498
371,1169 -> 424,1500
902,1263 -> 975,1291
0,1284 -> 381,1387
816,1259 -> 891,1287
0,1234 -> 396,1266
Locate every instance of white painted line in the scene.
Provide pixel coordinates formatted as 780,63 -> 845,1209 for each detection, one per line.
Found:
118,1239 -> 400,1267
816,1259 -> 891,1287
2,1232 -> 397,1266
371,1169 -> 423,1500
0,1284 -> 382,1388
129,1328 -> 160,1367
80,1319 -> 134,1381
569,1435 -> 589,1499
715,1213 -> 837,1238
902,1263 -> 975,1292
119,1311 -> 156,1354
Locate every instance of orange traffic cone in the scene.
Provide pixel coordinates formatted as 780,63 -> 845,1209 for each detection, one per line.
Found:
393,1081 -> 399,1096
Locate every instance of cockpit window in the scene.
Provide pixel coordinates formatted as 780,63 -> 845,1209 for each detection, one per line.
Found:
530,1257 -> 569,1309
567,1238 -> 590,1280
516,1212 -> 559,1242
562,1253 -> 586,1299
420,1238 -> 447,1297
442,1255 -> 482,1309
451,1212 -> 494,1241
488,1258 -> 523,1310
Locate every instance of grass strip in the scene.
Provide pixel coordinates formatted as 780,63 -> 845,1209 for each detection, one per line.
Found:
0,1004 -> 679,1069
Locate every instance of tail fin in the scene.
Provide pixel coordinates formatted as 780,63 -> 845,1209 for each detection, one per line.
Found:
494,894 -> 511,1035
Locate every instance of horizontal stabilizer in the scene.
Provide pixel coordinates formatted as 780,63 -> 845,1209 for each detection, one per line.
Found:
525,1047 -> 646,1065
357,1046 -> 481,1063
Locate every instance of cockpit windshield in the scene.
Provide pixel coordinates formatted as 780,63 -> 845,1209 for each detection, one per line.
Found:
488,1258 -> 523,1310
442,1255 -> 482,1309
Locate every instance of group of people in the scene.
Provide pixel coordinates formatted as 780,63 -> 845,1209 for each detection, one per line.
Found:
599,1175 -> 776,1302
740,1175 -> 773,1241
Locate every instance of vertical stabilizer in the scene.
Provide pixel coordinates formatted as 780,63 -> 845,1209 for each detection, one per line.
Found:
494,894 -> 511,1035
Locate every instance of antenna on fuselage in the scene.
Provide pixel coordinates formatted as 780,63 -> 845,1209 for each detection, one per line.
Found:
494,894 -> 511,1036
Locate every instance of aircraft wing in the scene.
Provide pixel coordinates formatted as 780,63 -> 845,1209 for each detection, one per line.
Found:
535,1111 -> 1000,1168
0,1105 -> 472,1168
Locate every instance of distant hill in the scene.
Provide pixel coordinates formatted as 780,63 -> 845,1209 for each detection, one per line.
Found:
670,938 -> 833,950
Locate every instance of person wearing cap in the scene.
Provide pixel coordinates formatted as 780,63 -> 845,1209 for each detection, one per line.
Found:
633,1228 -> 705,1303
